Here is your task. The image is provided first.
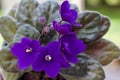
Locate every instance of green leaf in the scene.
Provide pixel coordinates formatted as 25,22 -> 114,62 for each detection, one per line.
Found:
0,44 -> 19,72
32,1 -> 60,29
16,0 -> 39,24
71,4 -> 79,12
4,71 -> 23,80
97,16 -> 110,39
0,16 -> 18,42
14,24 -> 40,42
85,39 -> 120,66
76,11 -> 110,43
8,8 -> 17,19
61,54 -> 105,80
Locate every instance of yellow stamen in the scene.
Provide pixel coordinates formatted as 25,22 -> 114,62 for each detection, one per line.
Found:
26,48 -> 32,53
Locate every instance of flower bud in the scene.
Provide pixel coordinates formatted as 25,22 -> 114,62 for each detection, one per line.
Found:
39,17 -> 46,25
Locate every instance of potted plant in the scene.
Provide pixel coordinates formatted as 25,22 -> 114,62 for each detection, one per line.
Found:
0,0 -> 120,80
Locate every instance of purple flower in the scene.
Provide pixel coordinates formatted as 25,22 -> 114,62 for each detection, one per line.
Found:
32,41 -> 70,78
11,37 -> 40,70
53,20 -> 72,34
60,1 -> 82,26
59,33 -> 86,63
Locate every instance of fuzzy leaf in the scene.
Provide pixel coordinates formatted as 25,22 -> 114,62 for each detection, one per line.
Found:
0,16 -> 18,42
32,1 -> 60,29
97,16 -> 110,39
61,54 -> 105,80
71,4 -> 79,12
4,71 -> 23,80
8,8 -> 17,19
85,39 -> 120,66
0,44 -> 19,72
14,24 -> 40,41
76,11 -> 110,43
16,0 -> 39,24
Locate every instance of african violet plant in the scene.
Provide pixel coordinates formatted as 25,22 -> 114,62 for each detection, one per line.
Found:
0,0 -> 120,80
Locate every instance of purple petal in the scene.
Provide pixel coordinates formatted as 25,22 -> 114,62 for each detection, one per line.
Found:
18,55 -> 34,70
32,47 -> 47,71
62,42 -> 78,63
53,20 -> 59,29
61,9 -> 77,24
59,54 -> 70,68
52,20 -> 60,32
66,55 -> 78,64
53,21 -> 72,34
72,22 -> 82,27
21,37 -> 32,45
11,43 -> 27,59
58,23 -> 72,34
62,42 -> 73,56
60,33 -> 86,63
32,39 -> 41,52
69,39 -> 86,54
60,1 -> 70,13
53,20 -> 57,26
45,62 -> 60,78
60,33 -> 77,43
32,56 -> 46,72
47,41 -> 60,55
60,33 -> 86,54
47,41 -> 61,58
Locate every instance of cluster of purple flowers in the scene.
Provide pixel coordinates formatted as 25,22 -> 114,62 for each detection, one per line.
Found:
11,1 -> 86,78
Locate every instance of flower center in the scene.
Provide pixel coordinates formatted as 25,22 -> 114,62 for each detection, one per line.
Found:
26,48 -> 32,53
45,55 -> 52,61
